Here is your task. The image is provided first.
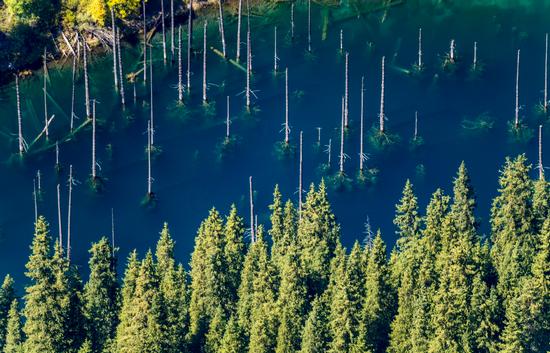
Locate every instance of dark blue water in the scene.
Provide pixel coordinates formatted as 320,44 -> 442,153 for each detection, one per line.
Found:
0,0 -> 549,286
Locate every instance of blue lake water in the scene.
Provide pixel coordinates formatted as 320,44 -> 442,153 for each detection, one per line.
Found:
0,0 -> 549,285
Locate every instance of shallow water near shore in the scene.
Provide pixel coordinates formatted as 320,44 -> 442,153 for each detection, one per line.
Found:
0,0 -> 549,284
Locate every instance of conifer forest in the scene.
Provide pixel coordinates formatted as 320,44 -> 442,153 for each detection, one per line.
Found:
0,0 -> 549,352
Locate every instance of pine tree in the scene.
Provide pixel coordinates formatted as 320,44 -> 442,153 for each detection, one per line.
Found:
0,275 -> 15,351
83,237 -> 118,353
189,208 -> 227,347
357,232 -> 394,353
219,315 -> 246,353
469,274 -> 501,353
236,234 -> 260,339
155,224 -> 189,352
3,300 -> 22,353
298,181 -> 340,297
223,205 -> 246,312
327,244 -> 352,353
247,227 -> 278,353
115,251 -> 141,352
275,242 -> 307,353
299,295 -> 330,353
491,155 -> 537,302
22,217 -> 66,353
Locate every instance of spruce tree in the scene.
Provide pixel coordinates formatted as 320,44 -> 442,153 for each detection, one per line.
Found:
155,225 -> 189,352
3,300 -> 22,353
189,208 -> 227,346
299,295 -> 330,353
206,306 -> 228,353
298,181 -> 340,297
388,182 -> 423,353
500,217 -> 549,353
134,251 -> 167,352
115,251 -> 141,352
0,275 -> 15,351
327,244 -> 352,353
357,232 -> 394,353
247,227 -> 278,353
347,240 -> 367,342
491,155 -> 537,302
269,185 -> 285,265
219,315 -> 246,353
275,242 -> 307,353
532,178 -> 549,234
223,205 -> 246,311
77,340 -> 92,353
83,237 -> 118,353
22,217 -> 66,353
429,163 -> 482,353
236,232 -> 260,339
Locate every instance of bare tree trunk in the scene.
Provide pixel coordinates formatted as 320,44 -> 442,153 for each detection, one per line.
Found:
218,0 -> 226,58
178,25 -> 183,103
150,47 -> 155,145
33,179 -> 38,222
226,96 -> 230,138
15,74 -> 24,156
539,125 -> 544,180
249,176 -> 255,242
111,9 -> 118,91
170,0 -> 175,60
57,183 -> 63,250
147,120 -> 153,195
340,29 -> 343,53
359,76 -> 364,171
91,99 -> 97,179
379,56 -> 385,133
299,130 -> 303,216
203,21 -> 208,104
327,138 -> 332,167
273,26 -> 278,73
246,27 -> 251,109
67,165 -> 73,261
285,67 -> 289,144
43,49 -> 49,139
161,0 -> 167,64
344,52 -> 349,127
83,39 -> 91,119
307,0 -> 311,52
117,29 -> 126,108
515,49 -> 520,128
70,54 -> 76,132
545,33 -> 548,112
418,27 -> 422,68
187,0 -> 193,93
340,96 -> 345,174
236,0 -> 242,62
472,41 -> 477,71
143,0 -> 147,82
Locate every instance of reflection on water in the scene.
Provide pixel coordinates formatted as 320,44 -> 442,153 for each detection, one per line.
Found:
0,0 -> 549,285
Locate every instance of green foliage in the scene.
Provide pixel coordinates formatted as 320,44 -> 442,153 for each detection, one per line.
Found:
0,275 -> 15,351
299,295 -> 330,353
83,237 -> 118,352
298,181 -> 340,297
2,157 -> 549,353
3,300 -> 22,353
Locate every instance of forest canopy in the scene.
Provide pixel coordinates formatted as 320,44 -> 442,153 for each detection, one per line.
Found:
0,155 -> 547,353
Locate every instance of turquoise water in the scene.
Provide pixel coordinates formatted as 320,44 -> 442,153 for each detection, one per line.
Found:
0,0 -> 549,284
